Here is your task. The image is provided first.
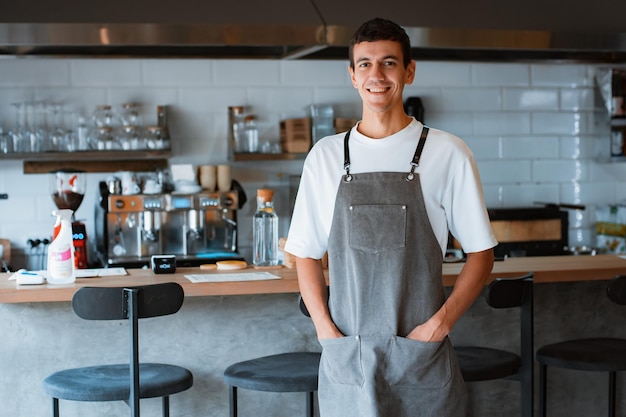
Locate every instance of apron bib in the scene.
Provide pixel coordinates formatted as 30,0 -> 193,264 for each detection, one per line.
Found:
319,126 -> 467,417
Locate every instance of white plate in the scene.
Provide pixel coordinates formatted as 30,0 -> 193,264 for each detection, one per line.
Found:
174,184 -> 202,194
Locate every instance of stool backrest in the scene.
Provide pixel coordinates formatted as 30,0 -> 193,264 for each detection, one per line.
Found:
72,282 -> 184,320
298,286 -> 329,318
485,273 -> 534,391
486,272 -> 534,309
607,275 -> 626,305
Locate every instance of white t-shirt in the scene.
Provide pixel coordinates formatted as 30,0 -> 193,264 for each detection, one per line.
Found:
285,119 -> 497,259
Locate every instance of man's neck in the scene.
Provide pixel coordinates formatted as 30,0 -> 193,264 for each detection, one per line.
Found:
357,109 -> 413,139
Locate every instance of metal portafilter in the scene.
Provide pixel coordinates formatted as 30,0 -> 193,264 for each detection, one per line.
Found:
141,211 -> 160,242
187,209 -> 204,240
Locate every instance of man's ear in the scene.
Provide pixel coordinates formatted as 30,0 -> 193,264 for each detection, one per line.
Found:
349,65 -> 357,88
405,60 -> 416,85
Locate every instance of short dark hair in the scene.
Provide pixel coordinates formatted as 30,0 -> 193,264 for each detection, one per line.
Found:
348,18 -> 412,69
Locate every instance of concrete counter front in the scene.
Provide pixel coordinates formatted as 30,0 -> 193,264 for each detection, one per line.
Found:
1,255 -> 626,416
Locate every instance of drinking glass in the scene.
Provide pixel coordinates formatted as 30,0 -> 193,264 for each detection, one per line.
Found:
0,128 -> 12,154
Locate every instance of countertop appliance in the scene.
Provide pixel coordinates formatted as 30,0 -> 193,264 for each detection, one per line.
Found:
487,206 -> 570,258
449,205 -> 572,259
95,182 -> 246,268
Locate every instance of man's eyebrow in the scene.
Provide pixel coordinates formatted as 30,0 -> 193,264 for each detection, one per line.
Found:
356,55 -> 400,63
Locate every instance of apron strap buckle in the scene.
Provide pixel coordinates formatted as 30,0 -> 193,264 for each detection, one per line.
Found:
344,161 -> 352,182
406,163 -> 418,181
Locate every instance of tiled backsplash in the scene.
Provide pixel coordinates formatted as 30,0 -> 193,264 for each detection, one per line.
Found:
1,58 -> 624,267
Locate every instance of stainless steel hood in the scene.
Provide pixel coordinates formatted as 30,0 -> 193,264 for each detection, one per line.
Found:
2,0 -> 626,62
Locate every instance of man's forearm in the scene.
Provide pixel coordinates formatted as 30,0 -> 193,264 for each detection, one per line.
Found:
407,248 -> 494,342
439,248 -> 494,333
294,255 -> 343,339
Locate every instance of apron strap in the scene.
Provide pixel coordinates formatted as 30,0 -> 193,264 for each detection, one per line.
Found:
407,126 -> 430,181
342,125 -> 430,182
343,129 -> 352,182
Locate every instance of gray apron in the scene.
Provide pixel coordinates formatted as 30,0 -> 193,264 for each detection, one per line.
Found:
319,126 -> 467,417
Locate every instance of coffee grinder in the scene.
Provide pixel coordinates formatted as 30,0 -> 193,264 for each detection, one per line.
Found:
50,170 -> 88,269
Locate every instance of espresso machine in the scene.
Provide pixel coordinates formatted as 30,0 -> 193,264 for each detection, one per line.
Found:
161,191 -> 241,266
95,194 -> 165,268
95,182 -> 245,268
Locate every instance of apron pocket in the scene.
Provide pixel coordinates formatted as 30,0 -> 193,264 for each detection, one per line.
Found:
386,336 -> 452,389
319,336 -> 364,386
349,204 -> 406,253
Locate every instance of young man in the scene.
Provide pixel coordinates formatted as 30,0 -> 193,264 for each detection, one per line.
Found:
285,17 -> 497,417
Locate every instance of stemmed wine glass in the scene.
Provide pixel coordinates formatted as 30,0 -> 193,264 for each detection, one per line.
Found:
9,102 -> 26,153
49,103 -> 67,151
24,101 -> 45,153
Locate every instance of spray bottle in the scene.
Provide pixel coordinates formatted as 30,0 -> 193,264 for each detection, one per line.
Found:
46,209 -> 75,284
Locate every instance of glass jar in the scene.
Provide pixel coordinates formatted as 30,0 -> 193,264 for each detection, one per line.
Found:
91,126 -> 119,150
146,126 -> 170,150
244,115 -> 259,153
120,102 -> 142,126
92,105 -> 115,128
120,125 -> 143,150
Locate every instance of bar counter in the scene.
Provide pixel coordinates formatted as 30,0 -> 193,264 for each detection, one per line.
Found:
2,255 -> 626,416
1,254 -> 625,304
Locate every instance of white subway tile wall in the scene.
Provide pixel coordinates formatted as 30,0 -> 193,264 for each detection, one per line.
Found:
0,58 -> 620,266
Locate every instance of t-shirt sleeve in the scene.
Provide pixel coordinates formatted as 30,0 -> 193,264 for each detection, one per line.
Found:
284,152 -> 331,260
445,154 -> 498,253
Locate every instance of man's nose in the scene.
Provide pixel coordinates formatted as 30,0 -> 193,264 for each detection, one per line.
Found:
371,64 -> 385,80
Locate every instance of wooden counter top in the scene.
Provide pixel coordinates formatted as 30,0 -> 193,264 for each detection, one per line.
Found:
1,254 -> 625,304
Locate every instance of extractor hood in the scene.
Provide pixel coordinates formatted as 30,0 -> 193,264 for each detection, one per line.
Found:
1,0 -> 626,61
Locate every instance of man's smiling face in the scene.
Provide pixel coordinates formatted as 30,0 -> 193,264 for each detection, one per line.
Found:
349,40 -> 415,115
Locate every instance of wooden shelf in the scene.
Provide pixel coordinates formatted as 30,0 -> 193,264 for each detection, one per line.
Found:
233,152 -> 306,161
0,149 -> 171,161
5,150 -> 172,174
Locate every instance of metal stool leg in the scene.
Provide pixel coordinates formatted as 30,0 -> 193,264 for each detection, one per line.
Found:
52,398 -> 59,417
539,364 -> 547,417
609,372 -> 616,417
306,391 -> 314,417
162,396 -> 170,417
229,385 -> 238,417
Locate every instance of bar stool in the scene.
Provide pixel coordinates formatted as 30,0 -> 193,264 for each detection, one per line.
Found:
536,275 -> 626,417
223,295 -> 320,417
42,283 -> 194,417
454,272 -> 534,417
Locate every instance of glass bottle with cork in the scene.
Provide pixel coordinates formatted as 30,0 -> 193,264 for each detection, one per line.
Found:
253,188 -> 279,267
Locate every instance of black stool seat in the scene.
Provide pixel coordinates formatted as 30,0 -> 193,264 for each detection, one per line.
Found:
452,273 -> 534,417
43,363 -> 193,402
537,275 -> 626,417
455,346 -> 522,381
223,352 -> 320,392
537,338 -> 626,372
